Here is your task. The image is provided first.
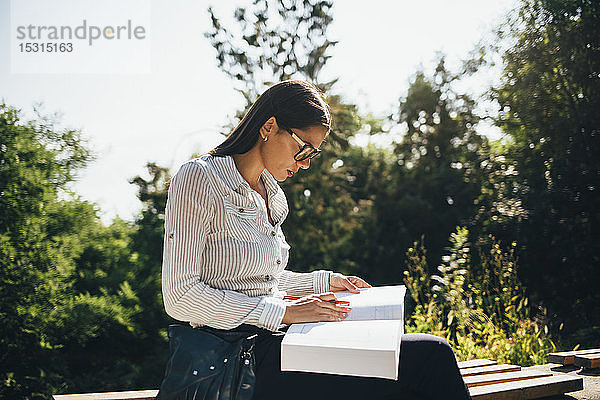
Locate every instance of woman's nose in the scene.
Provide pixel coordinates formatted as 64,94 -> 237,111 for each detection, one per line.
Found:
298,158 -> 311,170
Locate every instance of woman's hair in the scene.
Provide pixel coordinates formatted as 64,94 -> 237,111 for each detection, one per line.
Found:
210,80 -> 331,157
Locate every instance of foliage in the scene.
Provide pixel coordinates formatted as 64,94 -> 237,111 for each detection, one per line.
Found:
0,105 -> 169,399
0,103 -> 93,398
338,58 -> 491,285
404,228 -> 556,366
492,0 -> 600,334
205,0 -> 337,105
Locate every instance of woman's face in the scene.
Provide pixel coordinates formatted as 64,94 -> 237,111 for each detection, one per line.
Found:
259,121 -> 328,182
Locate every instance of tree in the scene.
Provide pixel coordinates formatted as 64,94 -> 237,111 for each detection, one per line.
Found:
344,58 -> 489,284
493,0 -> 600,336
205,0 -> 337,104
0,103 -> 93,398
0,104 -> 168,398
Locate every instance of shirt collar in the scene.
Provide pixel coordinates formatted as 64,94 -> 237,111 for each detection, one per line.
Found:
207,155 -> 248,194
208,154 -> 279,196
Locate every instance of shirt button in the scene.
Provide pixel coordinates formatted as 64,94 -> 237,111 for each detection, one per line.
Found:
238,207 -> 244,213
270,231 -> 276,237
264,275 -> 270,281
276,259 -> 281,265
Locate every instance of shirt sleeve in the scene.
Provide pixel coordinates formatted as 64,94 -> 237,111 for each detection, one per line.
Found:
276,269 -> 332,296
161,161 -> 286,331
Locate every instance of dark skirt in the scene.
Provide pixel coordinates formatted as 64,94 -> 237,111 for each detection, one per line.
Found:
248,325 -> 472,400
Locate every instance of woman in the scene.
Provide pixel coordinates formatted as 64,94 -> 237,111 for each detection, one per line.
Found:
161,80 -> 471,399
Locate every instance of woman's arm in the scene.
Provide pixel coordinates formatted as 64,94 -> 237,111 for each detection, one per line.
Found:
276,270 -> 372,296
276,270 -> 331,296
161,161 -> 286,331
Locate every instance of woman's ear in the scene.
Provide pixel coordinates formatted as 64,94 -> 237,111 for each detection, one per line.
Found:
259,116 -> 279,140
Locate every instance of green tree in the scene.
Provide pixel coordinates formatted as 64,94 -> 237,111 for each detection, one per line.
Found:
126,163 -> 173,385
0,103 -> 92,398
493,0 -> 600,336
345,58 -> 489,284
204,0 -> 385,277
205,0 -> 337,104
0,104 -> 168,398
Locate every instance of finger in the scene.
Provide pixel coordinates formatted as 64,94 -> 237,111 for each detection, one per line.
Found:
348,276 -> 372,288
317,300 -> 352,313
323,314 -> 340,322
319,311 -> 349,321
316,292 -> 337,301
341,278 -> 360,293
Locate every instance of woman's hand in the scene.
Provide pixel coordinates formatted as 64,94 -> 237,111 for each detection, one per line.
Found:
281,292 -> 351,324
329,272 -> 372,293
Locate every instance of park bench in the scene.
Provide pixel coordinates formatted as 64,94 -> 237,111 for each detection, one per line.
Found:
53,390 -> 158,400
53,356 -> 586,400
459,358 -> 583,399
548,348 -> 600,369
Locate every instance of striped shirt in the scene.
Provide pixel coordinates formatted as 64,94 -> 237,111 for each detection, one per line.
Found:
161,154 -> 332,331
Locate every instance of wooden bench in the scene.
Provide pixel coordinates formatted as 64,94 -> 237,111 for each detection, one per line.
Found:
548,348 -> 600,369
53,390 -> 158,400
53,358 -> 585,400
574,353 -> 600,369
458,358 -> 583,399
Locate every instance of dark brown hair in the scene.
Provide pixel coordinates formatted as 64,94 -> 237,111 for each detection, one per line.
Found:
210,80 -> 330,157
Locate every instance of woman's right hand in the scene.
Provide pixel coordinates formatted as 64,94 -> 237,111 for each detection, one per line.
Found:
281,292 -> 351,324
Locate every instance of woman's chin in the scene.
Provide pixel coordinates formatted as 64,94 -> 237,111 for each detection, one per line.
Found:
272,172 -> 286,182
276,170 -> 293,182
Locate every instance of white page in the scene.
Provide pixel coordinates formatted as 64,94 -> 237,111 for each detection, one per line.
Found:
334,285 -> 406,321
284,319 -> 402,350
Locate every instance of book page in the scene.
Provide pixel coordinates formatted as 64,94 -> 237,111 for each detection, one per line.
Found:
285,319 -> 402,350
334,285 -> 406,321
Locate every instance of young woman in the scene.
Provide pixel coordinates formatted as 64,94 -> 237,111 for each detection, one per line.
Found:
161,80 -> 471,400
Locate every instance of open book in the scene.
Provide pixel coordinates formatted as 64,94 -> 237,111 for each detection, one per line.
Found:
280,285 -> 406,380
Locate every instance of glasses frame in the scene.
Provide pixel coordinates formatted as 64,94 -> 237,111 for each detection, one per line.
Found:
284,127 -> 322,161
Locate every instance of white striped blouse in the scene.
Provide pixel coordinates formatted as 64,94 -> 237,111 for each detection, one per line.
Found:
161,154 -> 332,331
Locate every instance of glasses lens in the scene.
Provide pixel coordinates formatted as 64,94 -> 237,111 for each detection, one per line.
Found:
295,146 -> 319,161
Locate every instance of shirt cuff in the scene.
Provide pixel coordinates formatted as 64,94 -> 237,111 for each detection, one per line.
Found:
257,296 -> 287,331
312,270 -> 332,294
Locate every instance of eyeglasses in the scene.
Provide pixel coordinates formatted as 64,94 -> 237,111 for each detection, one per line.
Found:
284,127 -> 322,161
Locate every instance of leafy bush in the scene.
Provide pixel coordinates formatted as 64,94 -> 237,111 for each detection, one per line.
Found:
404,227 -> 557,366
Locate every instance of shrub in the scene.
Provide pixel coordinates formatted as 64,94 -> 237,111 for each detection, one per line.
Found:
404,227 -> 556,366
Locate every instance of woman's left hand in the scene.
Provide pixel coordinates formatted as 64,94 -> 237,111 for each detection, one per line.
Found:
329,273 -> 372,293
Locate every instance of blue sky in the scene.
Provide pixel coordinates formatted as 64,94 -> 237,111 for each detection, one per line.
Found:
0,0 -> 517,224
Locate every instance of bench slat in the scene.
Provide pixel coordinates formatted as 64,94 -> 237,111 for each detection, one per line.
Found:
53,389 -> 159,400
458,359 -> 497,369
469,375 -> 583,400
463,370 -> 552,388
574,353 -> 600,369
461,364 -> 521,377
548,348 -> 600,365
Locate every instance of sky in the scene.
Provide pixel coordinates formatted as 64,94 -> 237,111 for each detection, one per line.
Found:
0,0 -> 518,225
